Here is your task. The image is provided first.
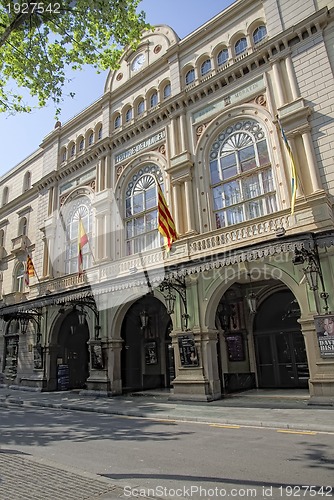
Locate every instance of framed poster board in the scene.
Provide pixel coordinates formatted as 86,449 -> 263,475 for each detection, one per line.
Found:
314,315 -> 334,358
178,334 -> 199,367
145,341 -> 158,365
225,333 -> 245,362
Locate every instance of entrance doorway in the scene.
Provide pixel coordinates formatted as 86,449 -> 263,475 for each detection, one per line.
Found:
121,296 -> 173,392
254,290 -> 309,389
57,311 -> 90,389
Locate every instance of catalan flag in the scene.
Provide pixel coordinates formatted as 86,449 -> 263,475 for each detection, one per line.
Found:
78,217 -> 88,275
25,254 -> 35,286
277,117 -> 297,215
157,182 -> 178,252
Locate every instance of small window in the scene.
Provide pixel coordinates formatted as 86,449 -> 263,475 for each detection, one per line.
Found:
125,108 -> 133,122
0,229 -> 5,247
200,59 -> 211,76
150,92 -> 158,108
217,49 -> 228,66
235,37 -> 247,56
70,144 -> 75,157
88,132 -> 94,146
14,262 -> 25,293
137,100 -> 145,115
253,25 -> 267,44
79,138 -> 84,151
19,217 -> 27,236
61,148 -> 67,162
185,69 -> 195,85
2,187 -> 8,206
163,83 -> 171,99
114,115 -> 121,129
98,126 -> 102,140
23,171 -> 31,192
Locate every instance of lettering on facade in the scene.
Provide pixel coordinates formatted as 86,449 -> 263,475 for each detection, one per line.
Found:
115,130 -> 166,164
192,77 -> 264,124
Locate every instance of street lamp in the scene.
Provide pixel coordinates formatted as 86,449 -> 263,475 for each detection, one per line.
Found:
159,276 -> 189,331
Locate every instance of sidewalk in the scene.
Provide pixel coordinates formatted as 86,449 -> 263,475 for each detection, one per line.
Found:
1,385 -> 334,433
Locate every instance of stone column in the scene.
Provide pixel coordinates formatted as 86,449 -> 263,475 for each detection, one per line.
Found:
272,60 -> 285,107
172,183 -> 182,235
184,178 -> 195,233
285,54 -> 299,100
301,130 -> 322,192
299,316 -> 334,403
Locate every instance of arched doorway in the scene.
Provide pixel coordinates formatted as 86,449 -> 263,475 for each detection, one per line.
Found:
57,310 -> 90,390
253,290 -> 309,388
121,295 -> 173,392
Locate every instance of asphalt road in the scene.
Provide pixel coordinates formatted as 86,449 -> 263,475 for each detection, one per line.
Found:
0,406 -> 333,499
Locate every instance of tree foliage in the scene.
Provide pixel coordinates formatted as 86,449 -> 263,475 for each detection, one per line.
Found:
0,0 -> 149,114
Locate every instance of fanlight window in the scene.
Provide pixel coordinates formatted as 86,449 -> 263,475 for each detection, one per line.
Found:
65,200 -> 92,274
163,83 -> 171,99
201,59 -> 212,76
114,115 -> 121,129
150,92 -> 158,108
235,37 -> 247,56
137,100 -> 145,115
185,69 -> 195,85
253,25 -> 267,44
209,120 -> 277,229
217,48 -> 228,66
125,165 -> 164,255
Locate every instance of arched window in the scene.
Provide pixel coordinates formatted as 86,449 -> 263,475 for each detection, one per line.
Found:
253,25 -> 267,44
2,186 -> 9,206
150,92 -> 158,108
0,229 -> 5,247
125,107 -> 133,122
18,217 -> 27,236
185,69 -> 195,85
137,100 -> 145,115
23,171 -> 31,192
98,126 -> 102,140
200,59 -> 211,76
79,137 -> 84,151
70,143 -> 75,158
61,147 -> 67,162
88,132 -> 94,146
13,262 -> 25,292
209,119 -> 276,229
163,83 -> 171,99
114,114 -> 121,129
235,37 -> 247,56
64,198 -> 93,274
217,48 -> 228,66
125,165 -> 164,255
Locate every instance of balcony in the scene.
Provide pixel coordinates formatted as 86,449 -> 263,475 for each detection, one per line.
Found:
11,235 -> 30,256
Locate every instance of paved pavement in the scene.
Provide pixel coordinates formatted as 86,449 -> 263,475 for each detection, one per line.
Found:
1,385 -> 334,433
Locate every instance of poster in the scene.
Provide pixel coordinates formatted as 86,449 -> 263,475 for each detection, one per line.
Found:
178,334 -> 199,367
314,315 -> 334,358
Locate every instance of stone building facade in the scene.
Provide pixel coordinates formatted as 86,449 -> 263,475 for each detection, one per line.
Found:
1,0 -> 334,403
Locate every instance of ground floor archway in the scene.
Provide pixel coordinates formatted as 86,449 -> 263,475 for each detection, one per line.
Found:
121,295 -> 173,392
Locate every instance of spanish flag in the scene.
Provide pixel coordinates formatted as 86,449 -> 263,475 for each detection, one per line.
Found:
157,182 -> 178,252
277,117 -> 297,215
25,254 -> 35,286
78,217 -> 88,275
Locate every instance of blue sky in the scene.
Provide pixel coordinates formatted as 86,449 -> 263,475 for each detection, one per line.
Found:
0,0 -> 234,176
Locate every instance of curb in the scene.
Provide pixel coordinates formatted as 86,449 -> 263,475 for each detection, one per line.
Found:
1,397 -> 334,433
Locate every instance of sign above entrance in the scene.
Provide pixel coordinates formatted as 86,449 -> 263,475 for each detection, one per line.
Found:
115,130 -> 166,164
314,315 -> 334,358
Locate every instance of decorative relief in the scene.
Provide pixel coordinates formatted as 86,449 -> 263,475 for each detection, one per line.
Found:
89,180 -> 96,191
116,73 -> 123,81
196,123 -> 208,143
158,144 -> 166,155
60,196 -> 66,207
116,164 -> 126,179
154,45 -> 162,54
254,94 -> 266,107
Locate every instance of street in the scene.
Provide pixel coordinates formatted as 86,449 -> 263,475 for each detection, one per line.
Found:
0,405 -> 333,499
